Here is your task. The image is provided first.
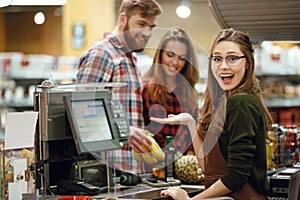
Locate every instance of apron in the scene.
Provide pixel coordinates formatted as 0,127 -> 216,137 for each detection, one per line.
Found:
203,141 -> 267,200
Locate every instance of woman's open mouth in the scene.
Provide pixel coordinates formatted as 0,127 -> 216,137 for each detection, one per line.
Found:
220,73 -> 234,84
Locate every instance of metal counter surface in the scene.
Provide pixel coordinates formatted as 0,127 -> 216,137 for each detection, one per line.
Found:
30,184 -> 205,200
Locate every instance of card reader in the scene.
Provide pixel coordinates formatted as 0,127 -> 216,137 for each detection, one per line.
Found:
57,180 -> 101,196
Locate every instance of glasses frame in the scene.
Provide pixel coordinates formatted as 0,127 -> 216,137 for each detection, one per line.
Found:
209,55 -> 246,68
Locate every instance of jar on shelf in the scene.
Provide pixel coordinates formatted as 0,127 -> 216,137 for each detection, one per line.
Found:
272,125 -> 285,168
284,124 -> 299,164
266,124 -> 277,169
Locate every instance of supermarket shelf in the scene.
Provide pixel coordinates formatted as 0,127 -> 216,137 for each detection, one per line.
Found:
265,98 -> 300,108
0,102 -> 33,108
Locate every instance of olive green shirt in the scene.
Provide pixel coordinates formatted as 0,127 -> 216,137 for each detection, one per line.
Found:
219,94 -> 267,195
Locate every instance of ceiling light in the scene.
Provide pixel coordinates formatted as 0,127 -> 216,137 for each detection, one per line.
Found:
0,0 -> 10,8
176,0 -> 191,19
10,0 -> 67,6
34,11 -> 45,25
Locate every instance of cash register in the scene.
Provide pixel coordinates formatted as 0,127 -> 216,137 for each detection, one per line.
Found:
269,162 -> 300,198
34,83 -> 130,195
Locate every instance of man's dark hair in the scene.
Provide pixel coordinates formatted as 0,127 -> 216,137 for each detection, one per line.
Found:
120,0 -> 162,18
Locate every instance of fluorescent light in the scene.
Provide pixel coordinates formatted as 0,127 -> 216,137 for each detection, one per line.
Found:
10,0 -> 67,6
176,0 -> 191,19
176,5 -> 191,18
0,0 -> 10,8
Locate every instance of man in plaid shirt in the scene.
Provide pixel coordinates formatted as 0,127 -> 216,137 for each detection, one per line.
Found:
76,0 -> 162,173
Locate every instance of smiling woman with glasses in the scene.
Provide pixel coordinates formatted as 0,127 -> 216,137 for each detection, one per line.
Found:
152,28 -> 273,200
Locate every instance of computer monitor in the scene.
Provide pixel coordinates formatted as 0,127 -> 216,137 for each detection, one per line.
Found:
63,90 -> 129,154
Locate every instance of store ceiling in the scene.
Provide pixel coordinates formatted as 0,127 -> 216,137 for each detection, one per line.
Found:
2,0 -> 300,51
208,0 -> 300,42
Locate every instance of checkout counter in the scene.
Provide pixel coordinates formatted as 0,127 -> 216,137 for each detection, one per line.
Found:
4,82 -> 299,200
34,184 -> 205,200
31,83 -> 205,200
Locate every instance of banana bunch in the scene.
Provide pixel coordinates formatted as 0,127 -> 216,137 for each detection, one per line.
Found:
132,130 -> 165,165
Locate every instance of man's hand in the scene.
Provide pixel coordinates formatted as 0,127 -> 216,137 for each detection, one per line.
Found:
128,126 -> 152,153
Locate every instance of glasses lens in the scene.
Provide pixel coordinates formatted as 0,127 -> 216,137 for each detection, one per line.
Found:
211,56 -> 222,66
226,56 -> 239,66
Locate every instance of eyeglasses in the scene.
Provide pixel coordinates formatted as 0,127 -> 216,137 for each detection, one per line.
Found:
209,55 -> 246,67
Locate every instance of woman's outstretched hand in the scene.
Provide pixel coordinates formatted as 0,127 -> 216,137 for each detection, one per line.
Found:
150,113 -> 194,126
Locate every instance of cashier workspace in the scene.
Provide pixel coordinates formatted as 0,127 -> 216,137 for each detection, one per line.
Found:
1,0 -> 300,200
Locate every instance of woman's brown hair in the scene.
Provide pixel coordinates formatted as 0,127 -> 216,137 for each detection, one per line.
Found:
198,28 -> 273,138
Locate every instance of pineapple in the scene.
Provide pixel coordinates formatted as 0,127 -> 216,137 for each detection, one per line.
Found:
175,155 -> 204,184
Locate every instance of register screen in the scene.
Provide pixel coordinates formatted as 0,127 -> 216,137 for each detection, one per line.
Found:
71,99 -> 112,143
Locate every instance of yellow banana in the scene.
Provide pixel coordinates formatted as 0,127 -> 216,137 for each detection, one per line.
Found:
131,130 -> 165,164
144,130 -> 165,161
141,152 -> 158,165
144,130 -> 152,136
150,137 -> 165,161
132,149 -> 143,162
140,140 -> 158,164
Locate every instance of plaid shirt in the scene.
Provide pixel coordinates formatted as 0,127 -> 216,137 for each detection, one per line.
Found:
143,82 -> 199,155
76,33 -> 144,173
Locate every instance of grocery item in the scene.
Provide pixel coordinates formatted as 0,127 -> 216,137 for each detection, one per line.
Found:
175,155 -> 204,184
165,136 -> 175,182
132,130 -> 165,164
